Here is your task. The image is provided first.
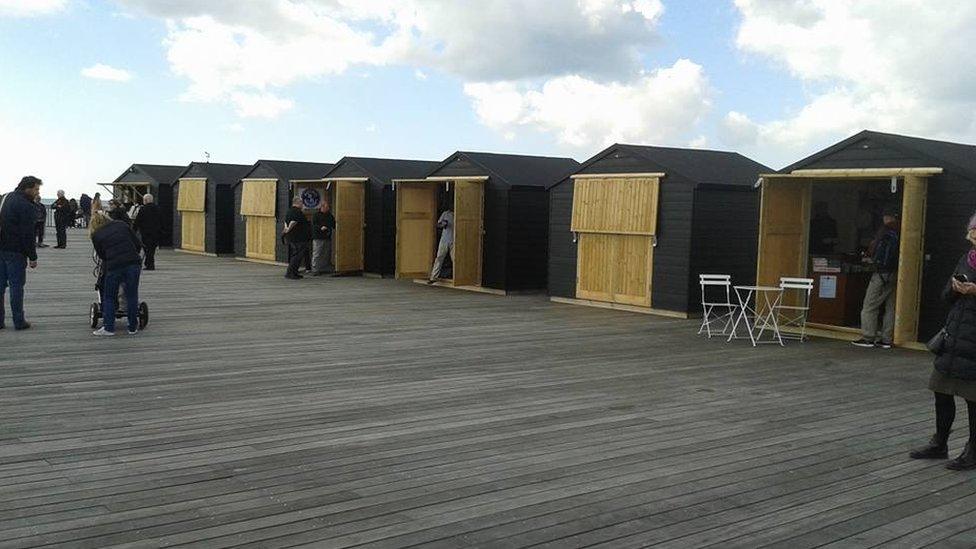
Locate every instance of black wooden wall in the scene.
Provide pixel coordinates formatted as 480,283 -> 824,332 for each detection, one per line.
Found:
506,187 -> 549,290
172,183 -> 182,250
547,179 -> 576,298
794,134 -> 976,342
688,185 -> 759,311
233,183 -> 245,258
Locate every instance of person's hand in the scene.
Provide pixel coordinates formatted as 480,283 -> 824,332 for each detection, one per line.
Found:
952,279 -> 976,295
29,260 -> 37,269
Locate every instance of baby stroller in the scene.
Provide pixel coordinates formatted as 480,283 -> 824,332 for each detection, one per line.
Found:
89,251 -> 149,330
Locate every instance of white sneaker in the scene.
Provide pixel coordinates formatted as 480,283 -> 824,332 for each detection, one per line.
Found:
127,329 -> 139,335
92,328 -> 115,337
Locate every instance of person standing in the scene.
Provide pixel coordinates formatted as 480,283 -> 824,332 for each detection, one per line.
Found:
852,206 -> 901,349
311,200 -> 336,276
910,213 -> 976,470
33,195 -> 47,248
68,198 -> 79,228
0,176 -> 42,331
133,193 -> 161,270
107,199 -> 132,225
79,193 -> 92,228
90,212 -> 143,336
427,207 -> 454,283
52,190 -> 70,249
282,197 -> 311,280
91,192 -> 103,214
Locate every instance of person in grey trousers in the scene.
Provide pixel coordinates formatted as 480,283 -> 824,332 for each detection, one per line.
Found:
311,200 -> 336,276
852,205 -> 901,349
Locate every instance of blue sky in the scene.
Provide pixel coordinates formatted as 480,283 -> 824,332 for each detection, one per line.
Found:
1,0 -> 973,198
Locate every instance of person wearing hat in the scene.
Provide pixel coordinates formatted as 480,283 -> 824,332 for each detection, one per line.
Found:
852,205 -> 901,349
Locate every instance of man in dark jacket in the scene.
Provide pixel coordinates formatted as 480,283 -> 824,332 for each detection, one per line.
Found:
0,176 -> 42,330
33,195 -> 47,248
282,197 -> 311,280
133,193 -> 161,270
52,190 -> 70,249
91,215 -> 143,336
852,206 -> 901,349
79,193 -> 92,228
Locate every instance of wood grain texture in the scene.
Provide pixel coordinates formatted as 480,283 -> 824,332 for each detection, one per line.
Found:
0,231 -> 964,548
176,179 -> 206,213
239,179 -> 276,218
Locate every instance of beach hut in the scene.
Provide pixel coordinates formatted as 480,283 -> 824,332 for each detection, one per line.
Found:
173,162 -> 251,255
233,160 -> 334,264
548,144 -> 770,316
306,157 -> 441,276
102,164 -> 184,246
756,130 -> 976,348
393,151 -> 579,293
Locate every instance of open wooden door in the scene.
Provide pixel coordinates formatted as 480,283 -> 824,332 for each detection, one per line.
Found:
894,175 -> 927,345
756,179 -> 812,289
452,180 -> 485,286
177,178 -> 207,252
572,176 -> 659,307
240,179 -> 277,261
334,181 -> 365,272
395,182 -> 437,279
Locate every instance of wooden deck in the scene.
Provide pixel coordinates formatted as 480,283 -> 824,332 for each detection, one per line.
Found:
1,230 -> 974,548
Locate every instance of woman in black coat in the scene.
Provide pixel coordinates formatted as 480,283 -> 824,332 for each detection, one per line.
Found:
89,212 -> 143,336
911,214 -> 976,469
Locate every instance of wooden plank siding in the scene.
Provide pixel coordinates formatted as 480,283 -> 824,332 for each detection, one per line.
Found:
506,187 -> 550,291
1,230 -> 971,548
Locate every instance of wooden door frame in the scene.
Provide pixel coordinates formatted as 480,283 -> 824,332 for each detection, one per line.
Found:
758,167 -> 942,347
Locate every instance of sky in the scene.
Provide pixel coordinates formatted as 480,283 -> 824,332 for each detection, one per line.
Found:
2,0 -> 975,199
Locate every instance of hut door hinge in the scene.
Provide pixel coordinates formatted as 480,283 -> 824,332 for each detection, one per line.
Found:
652,235 -> 658,248
572,231 -> 578,244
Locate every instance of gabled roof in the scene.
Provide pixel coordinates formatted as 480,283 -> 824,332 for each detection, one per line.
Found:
323,157 -> 440,184
178,162 -> 253,186
431,151 -> 580,188
783,130 -> 976,180
113,164 -> 185,186
243,159 -> 334,182
575,143 -> 772,186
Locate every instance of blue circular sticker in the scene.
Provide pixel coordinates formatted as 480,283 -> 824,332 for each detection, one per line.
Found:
300,188 -> 321,209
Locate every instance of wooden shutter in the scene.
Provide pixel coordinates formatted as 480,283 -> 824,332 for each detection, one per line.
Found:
576,233 -> 614,302
395,183 -> 437,279
756,179 -> 811,288
177,179 -> 206,212
240,179 -> 276,217
181,211 -> 205,251
334,181 -> 365,272
893,175 -> 927,345
452,180 -> 484,286
246,216 -> 277,261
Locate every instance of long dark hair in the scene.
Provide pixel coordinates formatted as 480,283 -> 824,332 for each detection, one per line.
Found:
16,176 -> 41,192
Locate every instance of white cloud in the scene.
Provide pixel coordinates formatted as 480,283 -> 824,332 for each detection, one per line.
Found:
464,59 -> 710,150
0,0 -> 67,17
727,0 -> 976,166
230,91 -> 294,119
414,69 -> 427,81
81,63 -> 133,82
365,123 -> 377,133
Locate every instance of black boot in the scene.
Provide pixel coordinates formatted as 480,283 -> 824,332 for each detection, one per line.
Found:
946,442 -> 976,470
909,434 -> 949,459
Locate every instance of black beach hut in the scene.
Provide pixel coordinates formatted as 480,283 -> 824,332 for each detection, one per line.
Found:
393,151 -> 580,293
105,163 -> 184,246
173,162 -> 251,255
548,144 -> 770,316
233,160 -> 334,264
316,157 -> 440,276
757,130 -> 976,348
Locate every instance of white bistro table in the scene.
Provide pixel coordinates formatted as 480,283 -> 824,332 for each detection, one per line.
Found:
727,285 -> 784,346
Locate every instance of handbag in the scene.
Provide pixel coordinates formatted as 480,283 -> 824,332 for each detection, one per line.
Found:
927,328 -> 947,354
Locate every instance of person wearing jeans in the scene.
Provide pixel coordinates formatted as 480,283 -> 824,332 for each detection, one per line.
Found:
0,176 -> 42,331
90,212 -> 143,336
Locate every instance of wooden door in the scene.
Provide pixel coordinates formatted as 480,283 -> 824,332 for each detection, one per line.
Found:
893,175 -> 928,345
245,216 -> 276,261
612,235 -> 653,306
395,183 -> 437,279
757,179 -> 811,289
334,181 -> 365,272
576,233 -> 614,302
452,180 -> 484,286
181,212 -> 205,252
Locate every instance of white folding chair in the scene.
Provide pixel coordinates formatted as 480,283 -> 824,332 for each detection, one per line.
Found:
773,277 -> 814,342
698,274 -> 737,338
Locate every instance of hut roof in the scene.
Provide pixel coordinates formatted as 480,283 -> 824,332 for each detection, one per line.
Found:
179,162 -> 254,186
573,144 -> 772,187
113,164 -> 185,186
783,130 -> 976,180
324,157 -> 440,184
431,151 -> 581,188
243,160 -> 335,182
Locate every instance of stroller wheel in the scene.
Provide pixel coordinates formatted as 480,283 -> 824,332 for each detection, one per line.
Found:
138,302 -> 149,330
89,302 -> 101,329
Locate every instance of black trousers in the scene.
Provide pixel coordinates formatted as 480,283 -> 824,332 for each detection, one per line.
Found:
55,222 -> 67,248
35,222 -> 44,245
143,237 -> 158,269
287,241 -> 309,277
